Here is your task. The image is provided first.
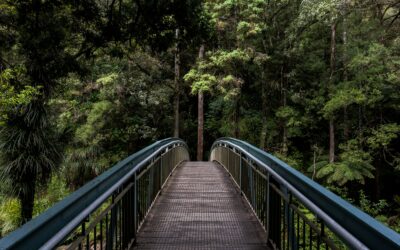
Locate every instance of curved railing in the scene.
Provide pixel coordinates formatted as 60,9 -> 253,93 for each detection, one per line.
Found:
211,137 -> 400,250
0,138 -> 189,249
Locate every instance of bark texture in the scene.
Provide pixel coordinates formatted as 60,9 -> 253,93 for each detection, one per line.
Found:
197,44 -> 205,161
173,28 -> 180,137
329,21 -> 337,163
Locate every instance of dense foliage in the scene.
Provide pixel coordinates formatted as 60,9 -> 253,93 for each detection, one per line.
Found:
0,0 -> 399,235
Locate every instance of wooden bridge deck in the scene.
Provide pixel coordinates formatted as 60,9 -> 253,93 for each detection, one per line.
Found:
134,161 -> 268,249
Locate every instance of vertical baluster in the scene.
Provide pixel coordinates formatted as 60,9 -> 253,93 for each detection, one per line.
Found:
86,221 -> 90,250
249,164 -> 255,207
318,221 -> 324,250
257,173 -> 263,219
105,212 -> 109,250
148,166 -> 154,210
258,173 -> 261,218
265,173 -> 270,240
282,199 -> 286,250
142,174 -> 145,221
160,156 -> 163,188
227,148 -> 230,173
119,198 -> 121,249
100,218 -> 103,250
309,224 -> 312,250
106,196 -> 116,250
115,199 -> 118,250
239,154 -> 242,191
79,222 -> 84,250
114,196 -> 118,250
141,174 -> 144,223
254,171 -> 258,214
173,147 -> 176,167
302,217 -> 306,249
289,202 -> 297,250
134,173 -> 137,239
94,220 -> 97,250
119,198 -> 122,250
122,188 -> 126,248
297,212 -> 300,249
130,182 -> 134,245
269,181 -> 281,249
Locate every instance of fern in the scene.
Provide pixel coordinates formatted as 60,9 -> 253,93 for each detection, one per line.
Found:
311,141 -> 374,186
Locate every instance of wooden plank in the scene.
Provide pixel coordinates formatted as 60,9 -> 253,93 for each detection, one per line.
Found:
134,161 -> 268,249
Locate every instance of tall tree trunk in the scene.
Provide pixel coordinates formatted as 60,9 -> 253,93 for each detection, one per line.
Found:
358,104 -> 362,142
197,44 -> 205,161
343,107 -> 349,140
329,21 -> 337,163
312,147 -> 317,180
375,152 -> 382,200
259,72 -> 268,149
342,2 -> 349,140
281,66 -> 288,155
173,28 -> 180,137
329,119 -> 335,163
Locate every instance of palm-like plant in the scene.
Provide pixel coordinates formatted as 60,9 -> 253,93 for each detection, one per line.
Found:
0,101 -> 62,223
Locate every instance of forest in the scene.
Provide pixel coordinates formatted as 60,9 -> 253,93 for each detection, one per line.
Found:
0,0 -> 399,237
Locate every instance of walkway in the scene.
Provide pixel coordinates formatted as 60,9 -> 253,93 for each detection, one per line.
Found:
134,161 -> 268,249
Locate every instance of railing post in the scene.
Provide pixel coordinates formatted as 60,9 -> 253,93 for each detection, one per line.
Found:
265,173 -> 270,241
134,173 -> 137,236
80,221 -> 85,250
239,153 -> 242,191
269,179 -> 281,249
160,154 -> 163,191
173,146 -> 176,167
121,183 -> 128,248
227,147 -> 230,172
248,163 -> 255,207
148,166 -> 154,208
287,193 -> 297,250
107,195 -> 117,250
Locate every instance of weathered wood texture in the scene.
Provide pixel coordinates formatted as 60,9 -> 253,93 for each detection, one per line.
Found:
134,161 -> 268,249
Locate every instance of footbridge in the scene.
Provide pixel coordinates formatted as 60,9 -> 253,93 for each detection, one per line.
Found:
0,138 -> 399,249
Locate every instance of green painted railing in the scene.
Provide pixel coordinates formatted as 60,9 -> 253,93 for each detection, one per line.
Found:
1,137 -> 399,249
0,138 -> 189,249
211,137 -> 400,250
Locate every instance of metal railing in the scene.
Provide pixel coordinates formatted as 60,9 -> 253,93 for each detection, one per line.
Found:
0,138 -> 189,249
211,138 -> 400,250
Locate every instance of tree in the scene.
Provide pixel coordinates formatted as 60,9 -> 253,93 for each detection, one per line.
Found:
197,45 -> 205,161
0,0 -> 208,224
0,0 -> 88,223
174,29 -> 181,137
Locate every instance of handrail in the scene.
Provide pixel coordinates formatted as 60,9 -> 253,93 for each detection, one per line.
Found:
211,137 -> 400,250
0,138 -> 189,249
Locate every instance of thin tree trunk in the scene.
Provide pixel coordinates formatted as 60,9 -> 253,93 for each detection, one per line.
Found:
259,72 -> 268,149
343,107 -> 349,140
197,44 -> 205,161
173,28 -> 180,137
234,99 -> 240,138
19,178 -> 36,224
329,119 -> 335,163
342,0 -> 349,140
358,104 -> 362,142
375,152 -> 382,200
281,66 -> 288,155
329,21 -> 337,163
312,148 -> 317,180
